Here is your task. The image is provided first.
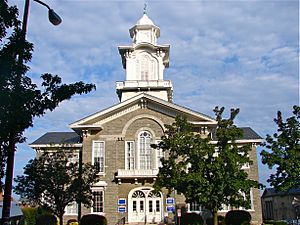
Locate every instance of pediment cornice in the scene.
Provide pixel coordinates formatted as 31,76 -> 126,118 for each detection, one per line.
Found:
69,93 -> 216,131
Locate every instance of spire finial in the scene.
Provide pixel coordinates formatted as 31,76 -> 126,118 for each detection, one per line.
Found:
143,3 -> 147,14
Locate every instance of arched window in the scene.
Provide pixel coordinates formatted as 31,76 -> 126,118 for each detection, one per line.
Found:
139,131 -> 152,169
141,56 -> 149,80
135,54 -> 156,81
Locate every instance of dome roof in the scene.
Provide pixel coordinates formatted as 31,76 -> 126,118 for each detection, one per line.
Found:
136,14 -> 155,26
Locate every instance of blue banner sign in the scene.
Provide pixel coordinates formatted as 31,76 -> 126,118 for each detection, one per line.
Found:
118,198 -> 126,205
166,206 -> 175,212
118,206 -> 126,213
166,198 -> 175,205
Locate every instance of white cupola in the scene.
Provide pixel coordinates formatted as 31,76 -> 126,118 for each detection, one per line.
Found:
129,13 -> 160,45
116,12 -> 173,102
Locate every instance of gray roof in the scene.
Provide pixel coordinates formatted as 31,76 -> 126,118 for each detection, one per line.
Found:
240,127 -> 262,140
31,127 -> 260,146
30,132 -> 81,145
262,188 -> 300,198
212,127 -> 262,141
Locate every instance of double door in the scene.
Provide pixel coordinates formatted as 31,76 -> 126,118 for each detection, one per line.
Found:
129,189 -> 162,223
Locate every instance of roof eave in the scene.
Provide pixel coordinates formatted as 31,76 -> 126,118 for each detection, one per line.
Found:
29,143 -> 83,149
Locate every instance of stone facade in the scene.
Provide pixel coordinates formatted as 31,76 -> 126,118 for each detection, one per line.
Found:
31,12 -> 263,225
261,188 -> 300,221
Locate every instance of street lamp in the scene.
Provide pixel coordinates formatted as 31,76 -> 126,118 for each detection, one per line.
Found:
1,1 -> 61,224
22,0 -> 62,37
292,197 -> 300,225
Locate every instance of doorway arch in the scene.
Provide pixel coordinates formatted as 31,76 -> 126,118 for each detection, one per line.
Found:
128,187 -> 163,223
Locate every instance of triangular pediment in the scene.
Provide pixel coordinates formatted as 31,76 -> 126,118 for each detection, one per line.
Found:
69,93 -> 216,132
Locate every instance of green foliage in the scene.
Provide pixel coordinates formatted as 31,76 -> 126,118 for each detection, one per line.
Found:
224,210 -> 251,225
0,0 -> 95,188
14,152 -> 97,225
21,207 -> 38,225
263,221 -> 288,225
67,219 -> 78,225
261,105 -> 300,191
153,107 -> 260,225
35,214 -> 57,225
80,214 -> 107,225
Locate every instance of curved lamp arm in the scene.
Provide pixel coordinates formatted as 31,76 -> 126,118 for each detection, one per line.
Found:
34,0 -> 62,25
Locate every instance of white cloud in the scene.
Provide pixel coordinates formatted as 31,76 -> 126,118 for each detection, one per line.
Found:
8,0 -> 299,187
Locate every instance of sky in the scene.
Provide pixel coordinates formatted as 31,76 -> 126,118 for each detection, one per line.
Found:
7,0 -> 299,191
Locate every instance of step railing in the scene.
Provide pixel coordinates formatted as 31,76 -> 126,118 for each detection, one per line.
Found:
115,217 -> 125,225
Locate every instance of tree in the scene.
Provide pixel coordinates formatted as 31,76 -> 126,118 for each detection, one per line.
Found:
152,107 -> 260,225
261,105 -> 300,191
14,152 -> 97,225
0,1 -> 95,222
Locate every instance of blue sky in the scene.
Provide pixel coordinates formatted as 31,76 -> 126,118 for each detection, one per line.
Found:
8,0 -> 299,190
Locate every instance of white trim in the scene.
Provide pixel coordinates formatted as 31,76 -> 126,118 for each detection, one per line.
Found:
122,114 -> 165,135
30,143 -> 82,148
128,187 -> 163,223
64,201 -> 78,216
125,141 -> 135,170
210,139 -> 263,144
92,141 -> 105,175
91,189 -> 105,215
69,93 -> 216,128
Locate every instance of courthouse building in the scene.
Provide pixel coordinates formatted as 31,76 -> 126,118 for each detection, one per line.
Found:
30,13 -> 263,224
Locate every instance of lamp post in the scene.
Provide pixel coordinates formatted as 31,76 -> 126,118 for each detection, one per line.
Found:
292,197 -> 300,225
1,1 -> 61,224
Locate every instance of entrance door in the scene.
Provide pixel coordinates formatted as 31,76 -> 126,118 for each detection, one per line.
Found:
147,191 -> 162,223
131,190 -> 146,222
128,188 -> 163,223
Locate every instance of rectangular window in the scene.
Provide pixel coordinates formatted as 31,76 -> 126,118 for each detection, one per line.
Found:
65,201 -> 78,215
149,200 -> 153,212
67,152 -> 79,166
156,200 -> 160,212
125,141 -> 135,170
92,190 -> 104,213
140,200 -> 144,212
188,201 -> 202,212
93,141 -> 105,173
156,140 -> 164,168
133,201 -> 137,212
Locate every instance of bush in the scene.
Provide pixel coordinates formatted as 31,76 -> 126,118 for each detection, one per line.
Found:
80,214 -> 107,225
207,215 -> 225,225
35,214 -> 57,225
225,210 -> 251,225
21,207 -> 38,225
263,221 -> 287,225
67,219 -> 79,225
181,212 -> 204,225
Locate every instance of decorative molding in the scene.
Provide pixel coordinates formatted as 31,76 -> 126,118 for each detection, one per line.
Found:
94,104 -> 140,125
122,114 -> 166,136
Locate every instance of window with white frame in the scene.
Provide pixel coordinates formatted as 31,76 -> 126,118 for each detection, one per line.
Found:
92,190 -> 104,213
155,140 -> 164,168
125,141 -> 135,170
219,189 -> 254,212
187,201 -> 202,212
239,150 -> 250,169
67,152 -> 79,165
65,201 -> 78,215
93,141 -> 105,174
141,56 -> 149,80
139,131 -> 152,169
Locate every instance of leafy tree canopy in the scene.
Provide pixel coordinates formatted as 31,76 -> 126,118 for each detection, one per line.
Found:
152,107 -> 261,225
14,152 -> 97,225
261,105 -> 300,191
0,0 -> 95,187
